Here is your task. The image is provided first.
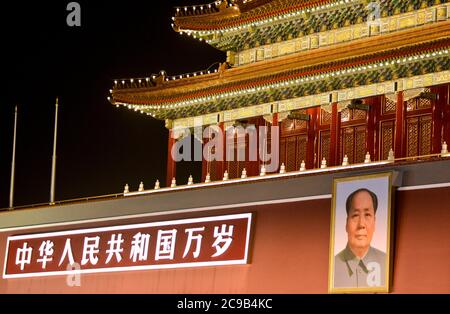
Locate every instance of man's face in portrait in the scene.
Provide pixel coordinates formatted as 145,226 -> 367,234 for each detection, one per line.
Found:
346,190 -> 376,255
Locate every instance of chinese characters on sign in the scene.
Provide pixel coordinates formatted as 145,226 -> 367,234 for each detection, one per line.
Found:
3,213 -> 252,278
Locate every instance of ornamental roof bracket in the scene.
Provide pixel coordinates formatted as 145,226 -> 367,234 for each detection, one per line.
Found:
218,61 -> 231,76
155,71 -> 167,87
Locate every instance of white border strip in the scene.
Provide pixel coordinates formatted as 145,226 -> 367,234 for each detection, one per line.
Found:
3,259 -> 248,279
397,182 -> 450,191
5,213 -> 251,241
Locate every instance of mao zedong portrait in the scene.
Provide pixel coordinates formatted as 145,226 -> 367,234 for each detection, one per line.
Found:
334,188 -> 386,288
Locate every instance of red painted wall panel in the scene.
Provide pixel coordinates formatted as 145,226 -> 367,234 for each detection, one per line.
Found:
0,187 -> 449,293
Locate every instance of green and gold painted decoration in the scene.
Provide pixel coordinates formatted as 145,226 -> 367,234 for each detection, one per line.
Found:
180,0 -> 448,54
112,46 -> 449,120
231,2 -> 448,66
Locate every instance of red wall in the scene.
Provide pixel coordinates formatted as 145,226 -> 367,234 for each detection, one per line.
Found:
0,187 -> 449,293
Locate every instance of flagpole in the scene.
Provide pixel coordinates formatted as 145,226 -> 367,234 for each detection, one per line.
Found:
50,98 -> 59,204
9,106 -> 18,209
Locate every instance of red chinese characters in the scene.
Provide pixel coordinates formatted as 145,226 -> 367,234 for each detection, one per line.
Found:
3,213 -> 252,278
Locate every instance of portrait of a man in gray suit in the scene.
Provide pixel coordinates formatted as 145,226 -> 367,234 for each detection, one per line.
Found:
334,188 -> 386,288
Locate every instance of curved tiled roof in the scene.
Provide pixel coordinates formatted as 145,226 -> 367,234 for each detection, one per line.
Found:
173,0 -> 337,31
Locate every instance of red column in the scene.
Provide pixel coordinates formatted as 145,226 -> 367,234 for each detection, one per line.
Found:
216,122 -> 226,179
394,91 -> 405,158
306,107 -> 318,169
272,113 -> 279,172
373,96 -> 382,161
365,97 -> 376,159
330,102 -> 339,166
337,110 -> 341,164
432,85 -> 445,153
166,129 -> 176,187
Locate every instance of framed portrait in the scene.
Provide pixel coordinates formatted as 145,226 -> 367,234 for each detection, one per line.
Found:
328,172 -> 393,293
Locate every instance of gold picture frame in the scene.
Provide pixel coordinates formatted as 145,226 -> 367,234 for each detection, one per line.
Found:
328,172 -> 394,293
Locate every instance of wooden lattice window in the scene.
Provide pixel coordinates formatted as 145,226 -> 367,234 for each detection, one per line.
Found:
320,130 -> 330,166
296,135 -> 308,167
340,126 -> 367,164
282,119 -> 295,133
321,109 -> 332,125
419,116 -> 432,155
341,108 -> 367,122
342,128 -> 355,163
380,121 -> 395,160
352,109 -> 367,121
407,117 -> 419,157
406,115 -> 433,157
227,159 -> 239,179
281,114 -> 308,136
355,126 -> 367,163
286,137 -> 297,171
407,98 -> 432,111
382,98 -> 396,115
406,89 -> 432,112
296,119 -> 308,130
341,108 -> 350,122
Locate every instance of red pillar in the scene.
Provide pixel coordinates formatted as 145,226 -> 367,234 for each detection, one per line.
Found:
330,102 -> 339,166
166,129 -> 176,187
432,85 -> 446,153
216,122 -> 226,179
272,113 -> 280,172
394,91 -> 405,158
337,110 -> 341,164
306,107 -> 318,169
366,97 -> 376,159
373,96 -> 382,161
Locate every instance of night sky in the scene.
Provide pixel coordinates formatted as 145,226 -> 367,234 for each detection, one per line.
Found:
0,1 -> 224,208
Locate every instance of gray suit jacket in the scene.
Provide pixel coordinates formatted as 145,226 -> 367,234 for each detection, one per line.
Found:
334,245 -> 386,288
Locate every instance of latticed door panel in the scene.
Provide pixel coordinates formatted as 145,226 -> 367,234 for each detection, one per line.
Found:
379,121 -> 395,160
406,115 -> 433,157
419,116 -> 432,155
340,126 -> 366,164
406,91 -> 432,112
226,136 -> 248,179
355,126 -> 367,163
353,109 -> 367,121
404,88 -> 433,157
237,140 -> 247,178
321,109 -> 332,125
280,113 -> 308,171
286,137 -> 297,171
279,134 -> 308,172
407,117 -> 419,157
296,135 -> 308,168
382,98 -> 396,115
378,95 -> 398,160
227,160 -> 239,179
209,159 -> 218,181
341,128 -> 354,164
319,131 -> 330,167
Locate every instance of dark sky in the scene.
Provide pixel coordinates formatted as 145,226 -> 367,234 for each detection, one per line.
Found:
0,1 -> 224,208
